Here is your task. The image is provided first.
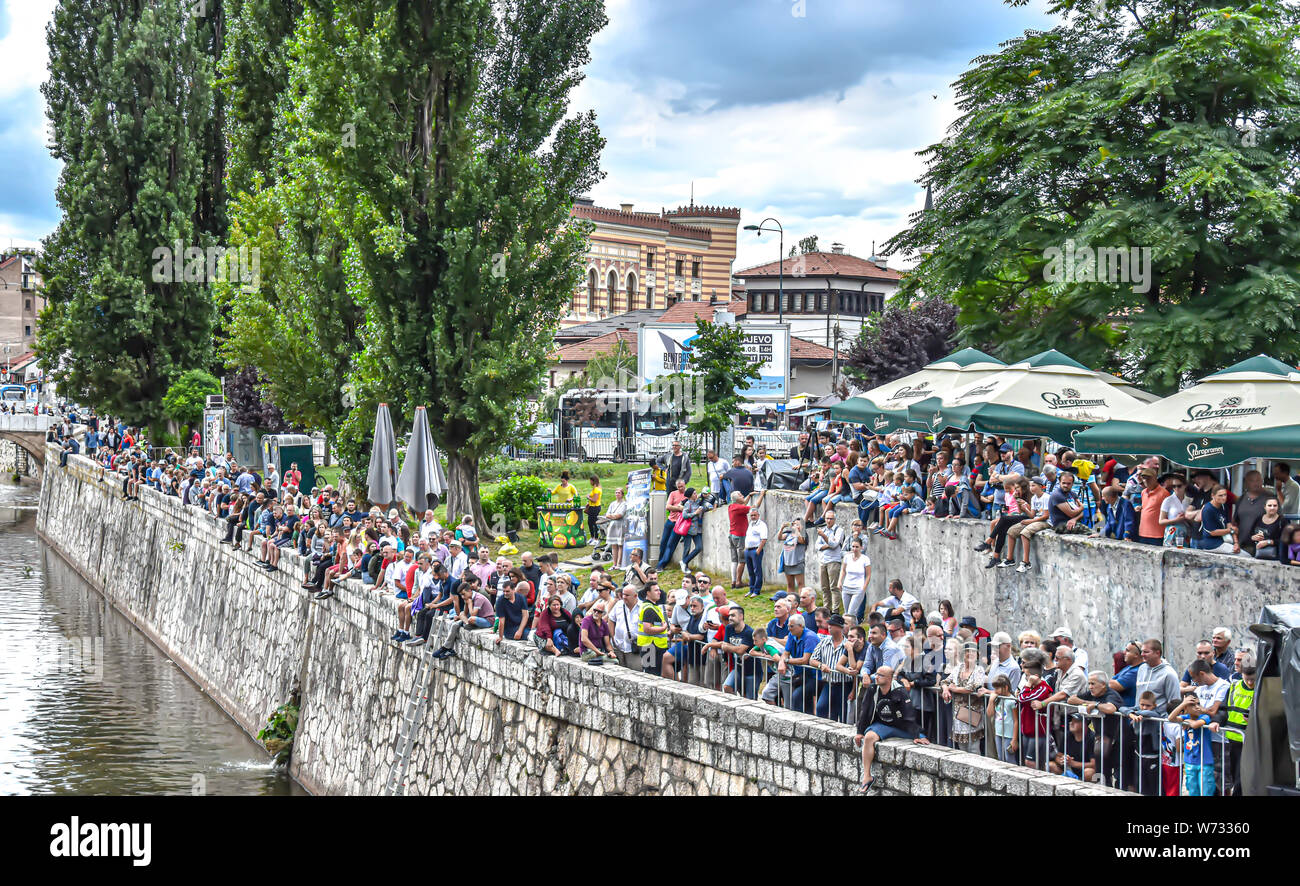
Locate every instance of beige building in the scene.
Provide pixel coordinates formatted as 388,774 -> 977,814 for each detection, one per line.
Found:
566,200 -> 740,322
0,252 -> 43,355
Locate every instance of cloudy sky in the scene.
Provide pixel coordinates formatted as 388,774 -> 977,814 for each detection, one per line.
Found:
0,0 -> 1054,266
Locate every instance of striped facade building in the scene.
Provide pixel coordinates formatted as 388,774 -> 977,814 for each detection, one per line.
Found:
566,199 -> 740,323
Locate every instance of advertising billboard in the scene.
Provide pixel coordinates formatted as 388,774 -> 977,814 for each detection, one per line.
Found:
621,468 -> 652,568
637,322 -> 790,401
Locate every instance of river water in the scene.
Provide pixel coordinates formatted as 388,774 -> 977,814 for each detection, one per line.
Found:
0,479 -> 304,795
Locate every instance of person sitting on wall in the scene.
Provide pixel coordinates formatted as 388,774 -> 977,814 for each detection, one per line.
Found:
533,592 -> 580,657
427,575 -> 493,661
854,664 -> 929,794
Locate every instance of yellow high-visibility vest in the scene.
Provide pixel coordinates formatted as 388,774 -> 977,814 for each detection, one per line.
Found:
637,601 -> 668,648
1224,679 -> 1254,743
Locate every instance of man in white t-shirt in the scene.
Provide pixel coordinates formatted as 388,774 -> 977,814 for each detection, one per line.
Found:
705,450 -> 728,497
418,509 -> 442,542
446,540 -> 468,581
742,509 -> 768,599
872,579 -> 918,620
607,586 -> 643,670
385,548 -> 416,596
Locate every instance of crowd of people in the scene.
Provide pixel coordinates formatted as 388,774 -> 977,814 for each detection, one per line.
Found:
55,413 -> 1274,796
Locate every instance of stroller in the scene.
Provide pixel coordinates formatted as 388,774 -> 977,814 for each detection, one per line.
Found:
589,514 -> 615,565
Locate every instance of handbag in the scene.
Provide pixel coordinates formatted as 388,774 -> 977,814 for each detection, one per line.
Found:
673,513 -> 693,536
955,701 -> 984,728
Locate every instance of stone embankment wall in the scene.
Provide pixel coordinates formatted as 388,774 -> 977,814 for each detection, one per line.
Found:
39,449 -> 1120,796
0,438 -> 38,477
702,491 -> 1299,671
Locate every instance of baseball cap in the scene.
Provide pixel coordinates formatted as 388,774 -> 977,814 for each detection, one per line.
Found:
1137,466 -> 1156,479
827,613 -> 846,628
1051,624 -> 1073,640
1032,475 -> 1047,485
959,616 -> 977,628
999,443 -> 1013,453
991,631 -> 1013,645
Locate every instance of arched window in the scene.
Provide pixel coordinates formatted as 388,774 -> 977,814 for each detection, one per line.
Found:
626,272 -> 638,310
586,269 -> 597,314
607,270 -> 618,313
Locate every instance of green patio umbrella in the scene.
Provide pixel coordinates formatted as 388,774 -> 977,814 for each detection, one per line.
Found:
907,349 -> 1146,443
1073,355 -> 1300,468
831,347 -> 1005,433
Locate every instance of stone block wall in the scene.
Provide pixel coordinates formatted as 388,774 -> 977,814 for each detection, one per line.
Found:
38,449 -> 1123,796
701,491 -> 1299,673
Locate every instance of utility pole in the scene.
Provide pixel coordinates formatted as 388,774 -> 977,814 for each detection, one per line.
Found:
831,323 -> 842,395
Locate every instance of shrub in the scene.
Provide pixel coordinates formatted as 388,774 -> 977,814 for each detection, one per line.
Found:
488,475 -> 552,528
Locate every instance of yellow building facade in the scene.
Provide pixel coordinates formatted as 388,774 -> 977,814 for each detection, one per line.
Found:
566,201 -> 739,322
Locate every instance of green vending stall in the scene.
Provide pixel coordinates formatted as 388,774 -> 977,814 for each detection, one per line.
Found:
260,434 -> 317,492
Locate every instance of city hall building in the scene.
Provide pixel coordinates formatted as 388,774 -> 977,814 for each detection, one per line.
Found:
565,199 -> 740,323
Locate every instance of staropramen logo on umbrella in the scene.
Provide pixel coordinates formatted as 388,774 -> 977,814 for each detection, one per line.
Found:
1186,438 -> 1226,462
1183,397 -> 1269,422
1040,388 -> 1108,410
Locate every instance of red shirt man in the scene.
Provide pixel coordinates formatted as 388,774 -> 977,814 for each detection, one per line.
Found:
727,501 -> 751,537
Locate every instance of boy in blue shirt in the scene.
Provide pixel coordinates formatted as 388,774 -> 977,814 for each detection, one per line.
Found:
1169,697 -> 1217,796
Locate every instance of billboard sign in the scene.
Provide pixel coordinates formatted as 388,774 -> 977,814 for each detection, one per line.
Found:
638,322 -> 790,402
621,468 -> 652,568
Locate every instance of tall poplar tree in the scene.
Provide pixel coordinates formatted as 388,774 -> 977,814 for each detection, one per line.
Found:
38,0 -> 221,428
278,0 -> 606,526
218,0 -> 358,440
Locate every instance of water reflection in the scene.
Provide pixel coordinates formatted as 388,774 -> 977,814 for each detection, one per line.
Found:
0,481 -> 304,795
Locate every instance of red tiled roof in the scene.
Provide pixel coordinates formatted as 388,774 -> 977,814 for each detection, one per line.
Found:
790,337 -> 834,360
736,251 -> 901,281
570,204 -> 713,241
657,299 -> 749,324
0,256 -> 19,270
554,328 -> 638,362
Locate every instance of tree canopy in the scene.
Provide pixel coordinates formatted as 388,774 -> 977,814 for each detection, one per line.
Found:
886,0 -> 1300,392
38,0 -> 222,428
842,297 -> 959,391
264,0 -> 606,525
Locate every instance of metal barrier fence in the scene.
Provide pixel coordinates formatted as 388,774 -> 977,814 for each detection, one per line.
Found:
916,688 -> 1245,796
156,498 -> 1264,796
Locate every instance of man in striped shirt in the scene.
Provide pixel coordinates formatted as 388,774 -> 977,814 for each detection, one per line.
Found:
812,614 -> 854,723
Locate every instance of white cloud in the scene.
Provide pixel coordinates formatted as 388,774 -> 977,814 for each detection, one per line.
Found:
0,1 -> 57,101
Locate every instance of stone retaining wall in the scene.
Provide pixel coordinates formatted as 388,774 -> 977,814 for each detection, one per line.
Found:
38,449 -> 1122,796
701,491 -> 1299,673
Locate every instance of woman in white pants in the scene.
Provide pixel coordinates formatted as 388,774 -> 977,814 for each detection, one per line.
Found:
838,538 -> 872,622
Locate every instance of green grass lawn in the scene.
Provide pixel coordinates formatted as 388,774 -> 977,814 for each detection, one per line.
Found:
315,458 -> 790,619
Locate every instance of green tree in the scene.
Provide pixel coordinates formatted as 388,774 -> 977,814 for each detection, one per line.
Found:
38,0 -> 222,426
886,0 -> 1300,392
653,318 -> 761,450
217,0 -> 359,442
275,0 -> 606,526
162,369 -> 222,432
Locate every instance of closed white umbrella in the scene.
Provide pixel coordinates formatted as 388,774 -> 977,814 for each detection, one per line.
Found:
366,402 -> 398,507
395,405 -> 447,511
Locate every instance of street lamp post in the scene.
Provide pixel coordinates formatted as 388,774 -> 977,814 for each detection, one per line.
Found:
743,218 -> 784,323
